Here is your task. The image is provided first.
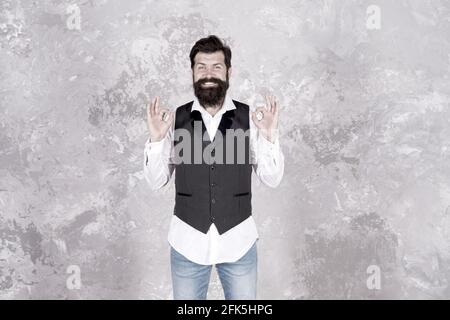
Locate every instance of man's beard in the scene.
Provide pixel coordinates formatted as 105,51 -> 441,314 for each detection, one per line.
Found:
193,75 -> 229,108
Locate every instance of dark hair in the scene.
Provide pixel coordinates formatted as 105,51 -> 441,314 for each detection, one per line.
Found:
189,35 -> 232,69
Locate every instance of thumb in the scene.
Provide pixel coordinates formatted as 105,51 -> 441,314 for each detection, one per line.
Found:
250,111 -> 259,125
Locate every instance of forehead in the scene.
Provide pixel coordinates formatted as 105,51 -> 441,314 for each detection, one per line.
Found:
194,51 -> 225,65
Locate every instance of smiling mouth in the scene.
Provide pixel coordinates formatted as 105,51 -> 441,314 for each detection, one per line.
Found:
201,82 -> 218,88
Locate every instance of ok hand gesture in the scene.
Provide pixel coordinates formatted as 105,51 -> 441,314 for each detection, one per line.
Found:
251,95 -> 280,143
146,96 -> 174,142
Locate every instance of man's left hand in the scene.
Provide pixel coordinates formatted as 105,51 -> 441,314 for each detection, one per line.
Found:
251,95 -> 280,143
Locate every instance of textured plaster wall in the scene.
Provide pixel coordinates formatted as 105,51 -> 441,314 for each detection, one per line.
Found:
1,0 -> 450,299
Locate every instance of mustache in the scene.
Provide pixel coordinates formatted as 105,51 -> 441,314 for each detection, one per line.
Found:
194,78 -> 225,87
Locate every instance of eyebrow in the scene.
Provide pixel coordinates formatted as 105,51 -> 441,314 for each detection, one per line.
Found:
196,62 -> 224,66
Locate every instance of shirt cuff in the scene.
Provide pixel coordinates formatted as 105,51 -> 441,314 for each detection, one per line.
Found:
257,130 -> 280,154
145,137 -> 167,155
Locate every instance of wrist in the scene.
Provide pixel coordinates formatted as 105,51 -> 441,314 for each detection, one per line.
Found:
149,135 -> 164,143
260,128 -> 278,143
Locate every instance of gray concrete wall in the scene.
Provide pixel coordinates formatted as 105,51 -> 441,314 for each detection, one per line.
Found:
1,0 -> 449,299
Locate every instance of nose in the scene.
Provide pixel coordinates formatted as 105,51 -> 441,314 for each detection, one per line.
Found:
205,66 -> 217,78
203,75 -> 215,82
205,71 -> 213,78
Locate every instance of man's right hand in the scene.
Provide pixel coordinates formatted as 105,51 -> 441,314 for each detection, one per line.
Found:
146,96 -> 174,142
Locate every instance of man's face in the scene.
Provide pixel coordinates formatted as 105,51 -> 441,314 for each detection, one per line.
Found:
192,51 -> 231,107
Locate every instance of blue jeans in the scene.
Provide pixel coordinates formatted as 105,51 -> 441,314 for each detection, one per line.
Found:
170,242 -> 257,300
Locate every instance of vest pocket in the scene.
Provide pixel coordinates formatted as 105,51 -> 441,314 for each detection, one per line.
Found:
233,192 -> 250,197
176,192 -> 193,197
234,192 -> 252,216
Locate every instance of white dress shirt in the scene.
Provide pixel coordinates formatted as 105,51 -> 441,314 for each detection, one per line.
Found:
143,94 -> 284,265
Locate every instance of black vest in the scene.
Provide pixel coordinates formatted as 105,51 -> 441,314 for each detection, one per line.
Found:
173,100 -> 252,235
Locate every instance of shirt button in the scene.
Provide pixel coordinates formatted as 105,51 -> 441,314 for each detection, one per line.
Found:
211,149 -> 215,156
211,165 -> 215,170
211,198 -> 216,204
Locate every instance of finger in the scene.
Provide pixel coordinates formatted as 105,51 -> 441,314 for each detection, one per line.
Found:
254,107 -> 266,118
147,99 -> 155,118
273,98 -> 279,117
271,96 -> 277,114
161,109 -> 175,124
147,102 -> 152,118
265,95 -> 271,111
155,96 -> 160,113
250,111 -> 259,124
255,106 -> 265,114
149,97 -> 156,117
269,95 -> 275,113
162,110 -> 171,125
160,108 -> 170,121
271,96 -> 276,113
169,111 -> 176,127
169,110 -> 175,124
253,108 -> 267,123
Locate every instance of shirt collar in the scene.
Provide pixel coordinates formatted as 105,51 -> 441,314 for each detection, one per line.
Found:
191,94 -> 236,116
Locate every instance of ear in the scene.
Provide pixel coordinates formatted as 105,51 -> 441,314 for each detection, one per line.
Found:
227,66 -> 232,78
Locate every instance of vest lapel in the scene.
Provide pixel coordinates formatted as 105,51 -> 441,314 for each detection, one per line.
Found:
216,109 -> 235,142
190,109 -> 207,145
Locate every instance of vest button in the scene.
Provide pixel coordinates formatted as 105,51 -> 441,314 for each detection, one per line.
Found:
211,216 -> 215,222
211,198 -> 216,204
211,183 -> 216,187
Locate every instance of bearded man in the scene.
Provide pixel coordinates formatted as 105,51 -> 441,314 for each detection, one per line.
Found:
144,35 -> 284,300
